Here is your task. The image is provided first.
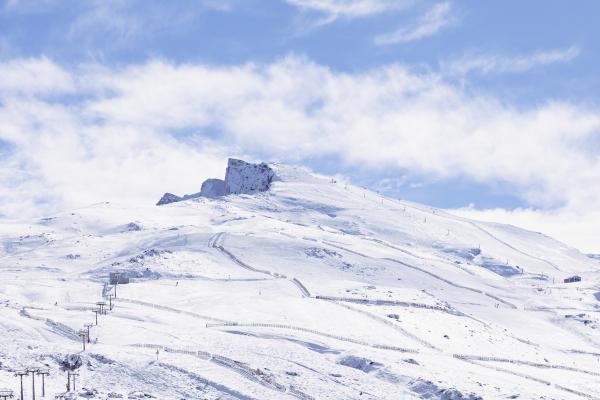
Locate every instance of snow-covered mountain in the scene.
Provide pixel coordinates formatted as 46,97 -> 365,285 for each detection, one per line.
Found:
1,159 -> 599,400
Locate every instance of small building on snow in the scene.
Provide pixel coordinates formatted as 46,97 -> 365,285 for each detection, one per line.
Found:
564,275 -> 582,283
109,271 -> 130,285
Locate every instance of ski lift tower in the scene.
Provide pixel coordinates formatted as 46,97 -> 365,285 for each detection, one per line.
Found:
0,388 -> 14,399
84,323 -> 94,343
108,294 -> 114,310
14,371 -> 27,400
36,369 -> 50,398
26,367 -> 40,400
78,330 -> 88,351
96,301 -> 107,315
66,371 -> 79,392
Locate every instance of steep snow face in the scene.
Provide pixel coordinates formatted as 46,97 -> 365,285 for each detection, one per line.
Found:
224,158 -> 275,195
1,162 -> 600,400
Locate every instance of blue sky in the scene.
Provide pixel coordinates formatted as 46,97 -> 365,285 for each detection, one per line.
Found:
1,0 -> 600,251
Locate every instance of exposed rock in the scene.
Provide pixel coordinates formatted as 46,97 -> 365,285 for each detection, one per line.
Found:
125,222 -> 142,232
305,247 -> 342,259
128,392 -> 156,399
200,178 -> 226,198
156,158 -> 277,205
61,354 -> 82,370
79,388 -> 98,398
337,355 -> 382,373
410,379 -> 482,400
224,158 -> 275,195
156,192 -> 204,206
156,193 -> 182,206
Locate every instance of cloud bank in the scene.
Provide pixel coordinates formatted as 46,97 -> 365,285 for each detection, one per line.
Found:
1,56 -> 599,250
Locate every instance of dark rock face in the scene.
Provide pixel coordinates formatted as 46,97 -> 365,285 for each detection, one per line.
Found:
224,158 -> 275,195
156,193 -> 182,206
337,355 -> 382,373
410,379 -> 482,400
62,354 -> 83,370
200,178 -> 226,198
156,158 -> 277,205
125,222 -> 142,232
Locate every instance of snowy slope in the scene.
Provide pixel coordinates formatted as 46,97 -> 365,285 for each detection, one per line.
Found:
0,161 -> 599,400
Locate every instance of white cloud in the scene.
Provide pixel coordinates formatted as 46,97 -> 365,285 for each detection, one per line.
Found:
1,56 -> 600,252
285,0 -> 410,25
0,57 -> 74,95
374,1 -> 454,45
286,0 -> 402,17
0,97 -> 230,218
445,46 -> 581,76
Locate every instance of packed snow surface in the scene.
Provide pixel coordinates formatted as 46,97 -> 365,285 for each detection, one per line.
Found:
1,161 -> 599,399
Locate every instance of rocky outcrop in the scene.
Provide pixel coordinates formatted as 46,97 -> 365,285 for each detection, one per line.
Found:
156,193 -> 183,206
156,158 -> 276,205
200,178 -> 226,198
224,159 -> 275,195
156,192 -> 204,206
62,354 -> 83,371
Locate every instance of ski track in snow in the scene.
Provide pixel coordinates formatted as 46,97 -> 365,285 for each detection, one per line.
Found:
466,221 -> 562,272
210,232 -> 312,298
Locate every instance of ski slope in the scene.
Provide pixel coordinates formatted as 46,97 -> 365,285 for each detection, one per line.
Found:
0,162 -> 599,399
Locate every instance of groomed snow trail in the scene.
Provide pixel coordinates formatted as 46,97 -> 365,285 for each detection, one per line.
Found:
116,297 -> 228,323
130,343 -> 314,400
322,239 -> 518,309
206,322 -> 420,353
114,293 -> 600,382
325,300 -> 440,350
314,295 -> 456,314
384,257 -> 518,309
467,221 -> 561,271
209,232 -> 312,298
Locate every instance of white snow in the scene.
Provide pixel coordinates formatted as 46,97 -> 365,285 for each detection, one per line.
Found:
0,161 -> 599,399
